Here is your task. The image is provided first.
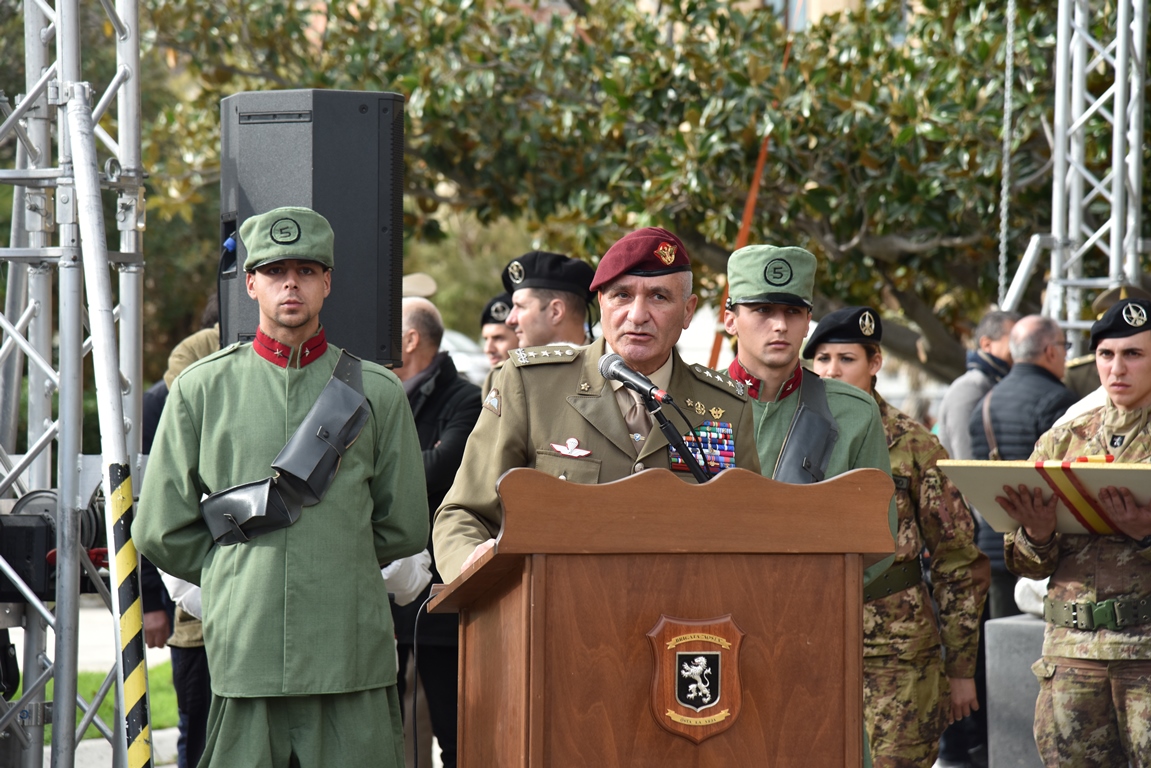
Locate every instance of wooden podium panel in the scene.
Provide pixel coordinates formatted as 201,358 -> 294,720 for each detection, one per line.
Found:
540,554 -> 857,765
432,468 -> 894,767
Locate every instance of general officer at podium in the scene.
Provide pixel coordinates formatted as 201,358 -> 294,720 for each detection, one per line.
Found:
432,227 -> 761,582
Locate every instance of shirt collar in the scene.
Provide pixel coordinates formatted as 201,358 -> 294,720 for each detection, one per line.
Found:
603,345 -> 675,393
253,326 -> 328,369
726,358 -> 803,402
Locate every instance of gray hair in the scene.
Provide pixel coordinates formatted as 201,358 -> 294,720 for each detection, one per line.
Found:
1009,315 -> 1062,363
974,310 -> 1022,347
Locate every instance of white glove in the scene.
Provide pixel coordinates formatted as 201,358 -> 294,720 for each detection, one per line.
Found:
381,550 -> 433,606
160,572 -> 203,620
1014,577 -> 1048,618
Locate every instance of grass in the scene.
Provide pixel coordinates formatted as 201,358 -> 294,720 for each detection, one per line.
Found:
12,660 -> 180,744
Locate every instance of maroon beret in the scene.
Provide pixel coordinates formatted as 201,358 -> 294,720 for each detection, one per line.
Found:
589,227 -> 692,292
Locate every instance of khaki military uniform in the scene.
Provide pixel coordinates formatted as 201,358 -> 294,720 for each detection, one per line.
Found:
863,394 -> 989,768
433,337 -> 761,582
1062,354 -> 1100,399
1004,401 -> 1151,766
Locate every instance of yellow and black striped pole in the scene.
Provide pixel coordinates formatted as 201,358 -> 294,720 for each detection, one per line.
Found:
68,88 -> 153,768
108,463 -> 152,768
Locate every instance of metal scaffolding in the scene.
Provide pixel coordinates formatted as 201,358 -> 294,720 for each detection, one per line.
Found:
1,1 -> 149,767
1004,0 -> 1149,343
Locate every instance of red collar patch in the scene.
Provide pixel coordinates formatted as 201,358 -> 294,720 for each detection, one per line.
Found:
254,327 -> 328,368
726,358 -> 803,402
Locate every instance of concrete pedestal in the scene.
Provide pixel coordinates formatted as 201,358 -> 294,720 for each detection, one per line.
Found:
985,615 -> 1045,768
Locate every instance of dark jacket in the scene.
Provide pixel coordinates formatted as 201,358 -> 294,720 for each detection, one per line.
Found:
393,352 -> 481,645
969,363 -> 1079,462
968,362 -> 1079,568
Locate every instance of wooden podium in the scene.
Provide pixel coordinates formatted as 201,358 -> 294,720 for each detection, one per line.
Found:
428,467 -> 894,767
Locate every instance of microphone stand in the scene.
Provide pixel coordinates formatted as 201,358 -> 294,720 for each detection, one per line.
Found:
644,396 -> 711,484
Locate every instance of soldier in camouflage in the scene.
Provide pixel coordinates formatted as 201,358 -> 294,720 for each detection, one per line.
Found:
806,306 -> 990,768
997,298 -> 1151,767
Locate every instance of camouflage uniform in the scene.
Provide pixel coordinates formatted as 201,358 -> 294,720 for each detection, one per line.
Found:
863,394 -> 990,768
1004,402 -> 1151,767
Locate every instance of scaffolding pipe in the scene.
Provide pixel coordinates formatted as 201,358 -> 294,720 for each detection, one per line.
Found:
1125,0 -> 1147,281
1,147 -> 30,452
66,84 -> 152,768
1109,0 -> 1131,283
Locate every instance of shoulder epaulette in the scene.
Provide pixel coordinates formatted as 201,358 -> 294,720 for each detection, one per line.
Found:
509,345 -> 580,367
1066,353 -> 1095,368
689,364 -> 748,400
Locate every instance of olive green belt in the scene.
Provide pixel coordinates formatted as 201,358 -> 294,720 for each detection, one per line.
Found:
1043,596 -> 1151,631
863,559 -> 923,603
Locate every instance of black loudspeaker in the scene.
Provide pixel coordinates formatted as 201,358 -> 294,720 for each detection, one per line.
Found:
218,89 -> 405,366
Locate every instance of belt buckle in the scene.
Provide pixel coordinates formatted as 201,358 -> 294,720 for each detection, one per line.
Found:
1070,602 -> 1095,630
1092,599 -> 1121,631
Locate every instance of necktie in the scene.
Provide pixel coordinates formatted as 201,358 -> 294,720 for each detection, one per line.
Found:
623,388 -> 654,454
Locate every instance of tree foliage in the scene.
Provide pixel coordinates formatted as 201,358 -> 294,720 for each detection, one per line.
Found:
7,0 -> 1149,383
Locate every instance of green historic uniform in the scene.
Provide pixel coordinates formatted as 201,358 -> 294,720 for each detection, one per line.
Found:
863,393 -> 989,768
731,362 -> 897,585
433,337 -> 761,582
136,333 -> 428,766
1004,401 -> 1151,766
136,206 -> 428,768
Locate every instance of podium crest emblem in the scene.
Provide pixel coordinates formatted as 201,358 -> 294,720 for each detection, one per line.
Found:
647,614 -> 744,743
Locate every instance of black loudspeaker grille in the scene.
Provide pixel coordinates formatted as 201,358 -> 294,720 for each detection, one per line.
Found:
218,90 -> 406,366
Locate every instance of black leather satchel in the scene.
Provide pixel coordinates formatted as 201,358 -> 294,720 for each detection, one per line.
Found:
773,373 -> 840,484
200,351 -> 367,546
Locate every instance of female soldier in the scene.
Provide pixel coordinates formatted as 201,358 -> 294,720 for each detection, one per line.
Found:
805,306 -> 990,768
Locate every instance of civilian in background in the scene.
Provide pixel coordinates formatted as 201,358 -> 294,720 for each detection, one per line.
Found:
391,297 -> 482,768
937,311 -> 1020,462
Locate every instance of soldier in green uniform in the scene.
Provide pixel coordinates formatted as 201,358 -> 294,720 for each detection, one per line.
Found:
721,245 -> 897,582
433,227 -> 761,582
806,306 -> 990,768
135,207 -> 429,768
996,297 -> 1151,767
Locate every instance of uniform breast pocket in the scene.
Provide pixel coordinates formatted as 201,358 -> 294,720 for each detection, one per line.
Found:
534,451 -> 602,484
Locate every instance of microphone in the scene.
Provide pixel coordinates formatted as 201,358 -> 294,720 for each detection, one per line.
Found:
598,353 -> 672,404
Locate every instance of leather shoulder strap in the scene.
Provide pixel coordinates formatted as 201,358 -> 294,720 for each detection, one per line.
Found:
773,373 -> 841,484
981,390 -> 1002,460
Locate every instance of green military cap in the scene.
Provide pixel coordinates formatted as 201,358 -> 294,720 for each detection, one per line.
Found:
240,206 -> 335,272
725,245 -> 816,308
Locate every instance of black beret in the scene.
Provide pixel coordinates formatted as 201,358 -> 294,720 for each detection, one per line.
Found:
481,293 -> 512,326
802,306 -> 883,359
1090,298 -> 1151,350
501,251 -> 595,301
